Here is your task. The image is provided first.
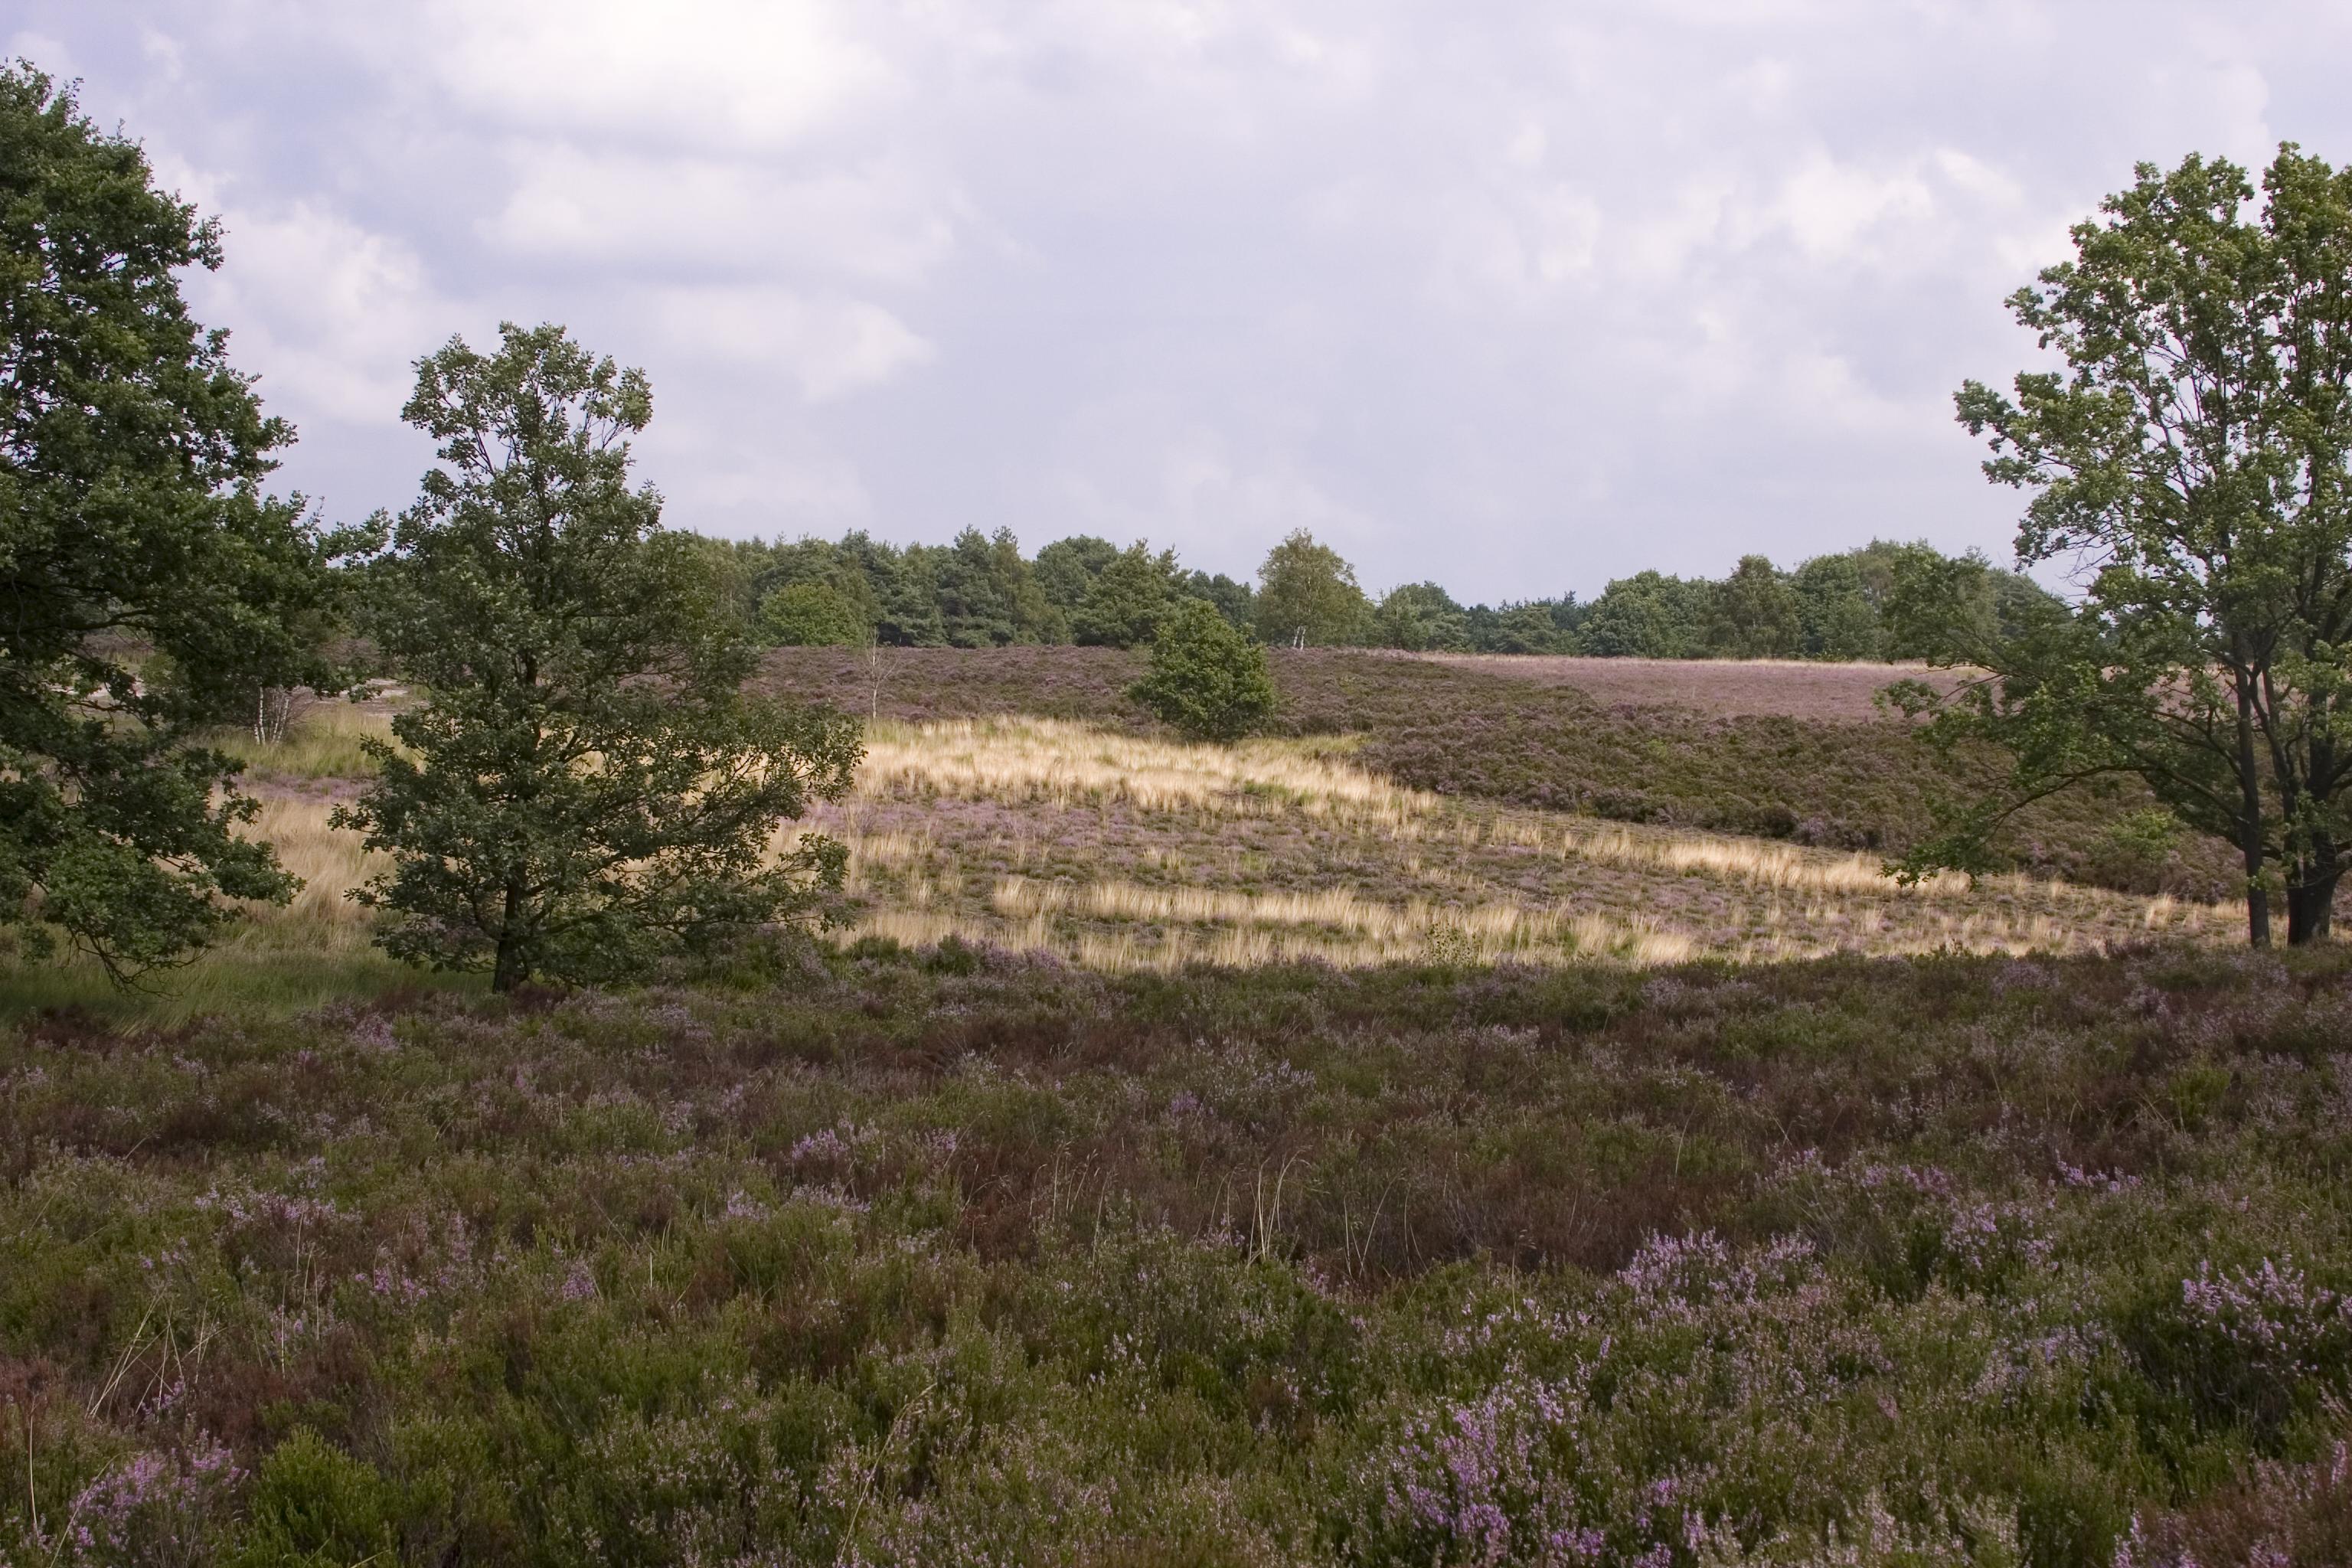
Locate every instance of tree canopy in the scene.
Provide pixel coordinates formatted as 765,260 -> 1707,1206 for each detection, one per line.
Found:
334,325 -> 862,989
0,63 -> 335,978
1255,530 -> 1370,647
1129,599 -> 1277,741
1893,145 -> 2352,946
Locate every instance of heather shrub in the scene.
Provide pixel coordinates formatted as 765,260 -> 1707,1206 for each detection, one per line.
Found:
6,945 -> 2352,1563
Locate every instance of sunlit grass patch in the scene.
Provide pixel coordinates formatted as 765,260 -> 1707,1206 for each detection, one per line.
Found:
855,717 -> 1433,826
207,701 -> 396,780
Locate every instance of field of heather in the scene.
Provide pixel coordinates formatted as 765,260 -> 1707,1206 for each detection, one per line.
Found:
7,654 -> 2347,1568
1406,652 -> 1974,720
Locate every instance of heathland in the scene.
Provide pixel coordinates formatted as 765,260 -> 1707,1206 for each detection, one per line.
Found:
8,649 -> 2345,1566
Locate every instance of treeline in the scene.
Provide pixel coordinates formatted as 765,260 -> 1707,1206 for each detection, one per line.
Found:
703,528 -> 2056,662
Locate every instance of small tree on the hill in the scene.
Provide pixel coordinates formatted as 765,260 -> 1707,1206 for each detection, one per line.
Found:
1893,147 -> 2352,947
335,324 -> 864,990
1130,599 -> 1278,741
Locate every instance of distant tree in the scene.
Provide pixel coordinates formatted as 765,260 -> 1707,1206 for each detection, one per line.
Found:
1129,599 -> 1278,741
1256,530 -> 1370,646
1035,535 -> 1121,626
1788,554 -> 1883,660
1891,147 -> 2352,947
761,581 -> 874,647
335,325 -> 863,990
1183,569 -> 1257,633
1485,599 -> 1576,654
0,64 -> 338,980
933,526 -> 1054,647
840,532 -> 946,647
1706,554 -> 1804,658
1074,541 -> 1185,648
1373,583 -> 1472,651
1576,571 -> 1714,658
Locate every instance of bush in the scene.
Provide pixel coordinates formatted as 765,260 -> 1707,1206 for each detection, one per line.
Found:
1128,599 -> 1277,740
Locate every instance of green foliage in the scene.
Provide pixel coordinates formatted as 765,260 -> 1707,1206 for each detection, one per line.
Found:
1073,541 -> 1185,648
1373,582 -> 1472,652
1899,146 -> 2352,946
1255,530 -> 1370,646
1575,570 -> 1715,658
1129,599 -> 1278,740
1182,567 -> 1257,632
1789,554 -> 1882,659
933,525 -> 1058,647
333,324 -> 863,991
1706,554 -> 1804,658
230,1431 -> 400,1568
1034,534 -> 1122,622
0,63 -> 336,982
761,581 -> 874,647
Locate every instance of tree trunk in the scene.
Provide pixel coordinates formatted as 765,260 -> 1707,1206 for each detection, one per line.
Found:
2287,845 -> 2341,946
492,877 -> 528,991
2236,678 -> 2271,948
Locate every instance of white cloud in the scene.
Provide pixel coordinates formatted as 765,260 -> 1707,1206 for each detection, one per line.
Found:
184,198 -> 449,428
481,145 -> 957,285
16,0 -> 2352,591
421,0 -> 897,151
649,285 -> 933,402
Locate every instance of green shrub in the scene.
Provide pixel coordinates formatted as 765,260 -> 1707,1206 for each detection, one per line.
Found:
1129,599 -> 1277,741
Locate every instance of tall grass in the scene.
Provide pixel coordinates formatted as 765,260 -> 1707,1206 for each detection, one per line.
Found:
205,701 -> 395,779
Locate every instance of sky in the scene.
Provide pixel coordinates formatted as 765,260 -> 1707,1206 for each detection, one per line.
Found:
13,2 -> 2350,603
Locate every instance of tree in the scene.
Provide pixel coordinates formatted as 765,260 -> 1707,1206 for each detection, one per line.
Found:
1182,569 -> 1256,633
1129,599 -> 1278,741
1073,541 -> 1184,648
840,532 -> 946,646
1576,571 -> 1714,658
1789,554 -> 1883,659
1255,530 -> 1369,646
1035,535 -> 1121,625
1706,554 -> 1803,658
1372,583 -> 1472,652
933,526 -> 1056,647
1893,147 -> 2352,946
0,63 -> 335,979
761,581 -> 874,647
333,325 -> 863,990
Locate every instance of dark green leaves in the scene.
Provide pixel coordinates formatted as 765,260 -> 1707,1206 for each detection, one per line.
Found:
1129,599 -> 1277,742
335,324 -> 864,990
0,63 -> 328,980
1916,146 -> 2352,943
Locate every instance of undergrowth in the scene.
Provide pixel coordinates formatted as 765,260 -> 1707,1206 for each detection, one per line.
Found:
4,941 -> 2350,1563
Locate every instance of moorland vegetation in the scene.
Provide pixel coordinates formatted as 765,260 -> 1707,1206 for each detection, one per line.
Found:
9,53 -> 2352,1568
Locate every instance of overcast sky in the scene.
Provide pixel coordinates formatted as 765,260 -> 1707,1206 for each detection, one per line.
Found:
15,2 -> 2350,601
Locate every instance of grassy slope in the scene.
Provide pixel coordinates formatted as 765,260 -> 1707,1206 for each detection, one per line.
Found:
5,944 -> 2351,1563
758,647 -> 2242,899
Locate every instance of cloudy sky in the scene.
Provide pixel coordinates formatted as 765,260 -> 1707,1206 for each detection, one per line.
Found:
14,2 -> 2347,601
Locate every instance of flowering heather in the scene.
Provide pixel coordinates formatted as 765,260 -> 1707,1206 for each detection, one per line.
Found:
7,942 -> 2352,1562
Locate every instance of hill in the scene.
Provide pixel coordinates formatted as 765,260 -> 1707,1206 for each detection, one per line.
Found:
756,646 -> 2241,900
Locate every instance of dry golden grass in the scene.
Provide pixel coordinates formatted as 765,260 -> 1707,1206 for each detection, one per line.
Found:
856,717 -> 1432,827
819,720 -> 2235,968
33,711 -> 2235,1002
